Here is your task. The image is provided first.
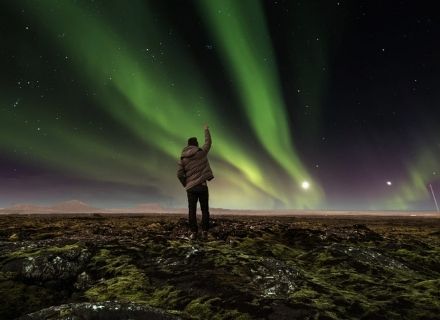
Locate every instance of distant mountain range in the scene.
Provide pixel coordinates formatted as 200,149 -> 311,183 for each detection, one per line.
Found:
0,200 -> 168,214
1,200 -> 437,216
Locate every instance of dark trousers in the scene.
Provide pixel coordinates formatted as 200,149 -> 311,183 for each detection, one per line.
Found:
187,184 -> 209,232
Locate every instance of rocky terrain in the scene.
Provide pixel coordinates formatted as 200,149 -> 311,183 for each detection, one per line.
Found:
0,214 -> 439,319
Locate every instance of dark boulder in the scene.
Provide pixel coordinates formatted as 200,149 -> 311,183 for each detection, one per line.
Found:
1,243 -> 91,282
17,301 -> 181,320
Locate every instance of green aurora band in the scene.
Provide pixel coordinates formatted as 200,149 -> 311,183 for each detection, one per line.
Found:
381,148 -> 440,210
2,1 -> 436,209
197,1 -> 316,184
0,0 -> 323,208
196,0 -> 326,207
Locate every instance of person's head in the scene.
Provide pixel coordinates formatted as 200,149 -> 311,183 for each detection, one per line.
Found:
187,137 -> 199,147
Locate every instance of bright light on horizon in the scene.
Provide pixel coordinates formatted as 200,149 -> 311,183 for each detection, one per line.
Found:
386,181 -> 392,186
301,181 -> 310,190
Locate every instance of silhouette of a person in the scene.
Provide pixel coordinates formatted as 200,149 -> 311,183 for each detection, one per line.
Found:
177,124 -> 214,240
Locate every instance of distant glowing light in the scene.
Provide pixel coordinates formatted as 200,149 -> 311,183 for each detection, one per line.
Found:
386,181 -> 392,186
302,181 -> 310,190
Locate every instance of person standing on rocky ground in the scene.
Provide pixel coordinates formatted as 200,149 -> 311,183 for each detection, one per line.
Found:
177,124 -> 214,240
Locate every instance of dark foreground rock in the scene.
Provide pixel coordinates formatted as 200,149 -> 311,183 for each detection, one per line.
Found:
0,215 -> 439,319
17,301 -> 181,320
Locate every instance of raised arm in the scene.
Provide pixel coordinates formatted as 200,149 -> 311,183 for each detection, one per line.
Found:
201,124 -> 212,153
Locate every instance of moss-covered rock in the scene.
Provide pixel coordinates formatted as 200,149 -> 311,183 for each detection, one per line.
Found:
17,301 -> 181,320
1,215 -> 439,319
84,249 -> 151,303
184,296 -> 251,320
1,243 -> 90,282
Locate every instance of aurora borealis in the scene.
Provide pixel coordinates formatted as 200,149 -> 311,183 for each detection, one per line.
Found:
0,0 -> 439,210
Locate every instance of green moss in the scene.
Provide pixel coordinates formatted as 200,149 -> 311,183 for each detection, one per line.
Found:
3,243 -> 81,262
47,243 -> 81,253
85,249 -> 151,303
295,267 -> 383,319
290,288 -> 318,300
184,297 -> 251,320
86,249 -> 196,315
220,309 -> 252,320
270,243 -> 304,260
400,279 -> 440,317
235,237 -> 267,253
184,297 -> 216,319
313,250 -> 334,265
394,248 -> 440,271
207,245 -> 246,268
147,285 -> 187,309
1,216 -> 439,319
414,279 -> 440,293
91,249 -> 135,276
59,307 -> 72,317
343,271 -> 376,285
311,296 -> 336,310
85,274 -> 149,302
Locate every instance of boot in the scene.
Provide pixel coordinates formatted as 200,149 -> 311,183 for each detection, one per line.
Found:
189,232 -> 198,240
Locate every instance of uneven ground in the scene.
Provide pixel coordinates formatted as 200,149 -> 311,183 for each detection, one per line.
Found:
0,214 -> 439,320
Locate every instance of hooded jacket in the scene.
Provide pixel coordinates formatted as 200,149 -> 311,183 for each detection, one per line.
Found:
177,128 -> 214,190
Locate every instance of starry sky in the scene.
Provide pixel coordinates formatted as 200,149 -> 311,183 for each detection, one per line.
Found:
0,0 -> 439,210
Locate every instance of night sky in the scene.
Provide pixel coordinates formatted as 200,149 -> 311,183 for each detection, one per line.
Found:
1,0 -> 439,210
